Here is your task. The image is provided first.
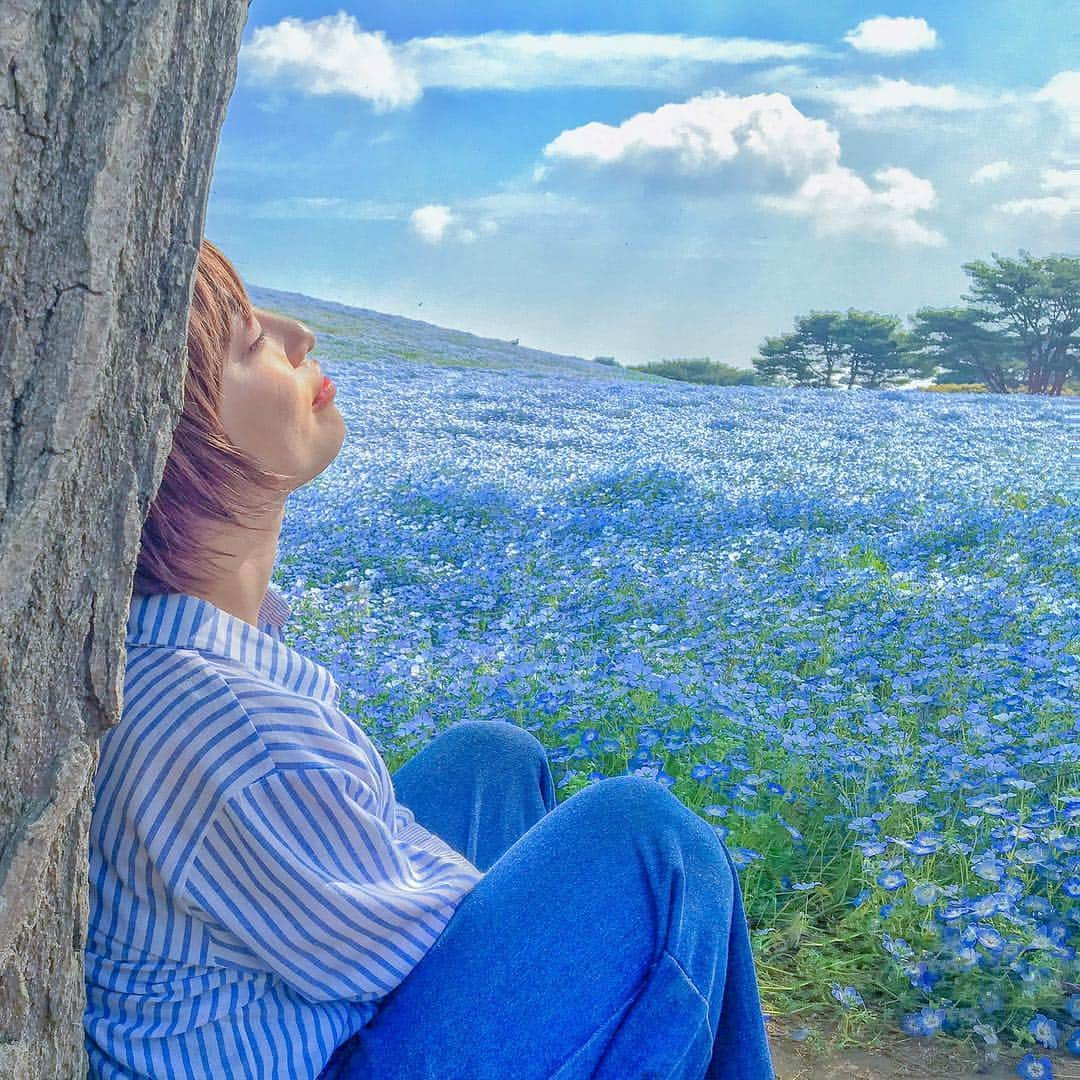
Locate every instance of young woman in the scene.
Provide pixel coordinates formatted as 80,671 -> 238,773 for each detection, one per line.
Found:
84,238 -> 775,1079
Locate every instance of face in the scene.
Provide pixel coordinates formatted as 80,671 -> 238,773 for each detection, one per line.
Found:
220,306 -> 346,495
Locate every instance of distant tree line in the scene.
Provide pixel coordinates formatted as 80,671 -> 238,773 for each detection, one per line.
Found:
753,252 -> 1079,396
618,253 -> 1077,395
628,357 -> 758,385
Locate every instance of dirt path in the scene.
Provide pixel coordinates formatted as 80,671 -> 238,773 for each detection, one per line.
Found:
766,1016 -> 1080,1079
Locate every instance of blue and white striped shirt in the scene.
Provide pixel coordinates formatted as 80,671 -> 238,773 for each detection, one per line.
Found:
85,584 -> 484,1079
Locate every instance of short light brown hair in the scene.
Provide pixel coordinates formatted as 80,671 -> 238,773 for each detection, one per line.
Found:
133,238 -> 295,596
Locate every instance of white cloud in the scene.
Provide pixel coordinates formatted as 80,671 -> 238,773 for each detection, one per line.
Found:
996,168 -> 1080,219
466,190 -> 590,220
246,196 -> 402,220
812,77 -> 994,116
843,16 -> 938,55
1035,70 -> 1080,113
406,190 -> 588,244
240,13 -> 421,111
970,160 -> 1014,184
541,91 -> 942,245
763,166 -> 944,246
409,204 -> 498,245
411,205 -> 458,244
543,91 -> 839,181
398,30 -> 817,91
239,16 -> 819,106
1034,70 -> 1080,140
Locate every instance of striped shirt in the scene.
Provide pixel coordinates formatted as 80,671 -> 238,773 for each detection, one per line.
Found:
85,584 -> 484,1079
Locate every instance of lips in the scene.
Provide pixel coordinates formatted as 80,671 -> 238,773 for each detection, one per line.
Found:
314,375 -> 329,404
313,375 -> 336,409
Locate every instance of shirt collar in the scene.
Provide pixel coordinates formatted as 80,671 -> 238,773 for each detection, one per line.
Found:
256,581 -> 292,631
126,582 -> 339,706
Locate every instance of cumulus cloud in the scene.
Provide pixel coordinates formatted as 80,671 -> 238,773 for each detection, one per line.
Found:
843,16 -> 938,55
541,91 -> 942,245
1034,70 -> 1080,140
409,204 -> 499,245
996,169 -> 1080,219
412,205 -> 465,243
970,161 -> 1014,184
543,92 -> 839,181
1035,70 -> 1080,113
240,13 -> 421,111
239,15 -> 819,106
763,166 -> 944,245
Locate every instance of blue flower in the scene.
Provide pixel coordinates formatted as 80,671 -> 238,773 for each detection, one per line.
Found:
894,789 -> 929,804
882,933 -> 913,960
913,882 -> 942,905
905,961 -> 940,993
974,925 -> 1006,952
877,870 -> 907,891
1028,1014 -> 1060,1049
1015,1052 -> 1054,1079
830,983 -> 864,1010
917,1007 -> 946,1035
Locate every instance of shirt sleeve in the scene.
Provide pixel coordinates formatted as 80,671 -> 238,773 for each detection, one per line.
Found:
178,766 -> 484,1004
392,800 -> 482,870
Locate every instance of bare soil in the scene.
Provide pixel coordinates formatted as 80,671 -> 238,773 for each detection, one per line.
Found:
766,1015 -> 1080,1079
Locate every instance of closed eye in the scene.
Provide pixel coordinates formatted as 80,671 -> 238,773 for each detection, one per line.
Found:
249,330 -> 267,354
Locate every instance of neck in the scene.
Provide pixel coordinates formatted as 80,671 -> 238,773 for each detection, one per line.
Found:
191,505 -> 286,627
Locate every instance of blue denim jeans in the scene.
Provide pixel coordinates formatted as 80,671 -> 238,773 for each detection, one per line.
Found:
322,720 -> 775,1079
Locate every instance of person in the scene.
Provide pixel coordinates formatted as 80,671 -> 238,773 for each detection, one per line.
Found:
84,238 -> 776,1079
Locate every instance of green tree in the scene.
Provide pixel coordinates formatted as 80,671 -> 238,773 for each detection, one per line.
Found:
752,311 -> 848,388
962,252 -> 1080,395
753,310 -> 922,389
906,307 -> 1019,394
840,310 -> 923,389
632,358 -> 759,385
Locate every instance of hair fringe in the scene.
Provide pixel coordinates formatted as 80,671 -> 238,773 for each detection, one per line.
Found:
133,238 -> 297,597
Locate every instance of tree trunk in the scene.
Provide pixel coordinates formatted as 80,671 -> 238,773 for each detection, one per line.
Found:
0,2 -> 248,1073
976,362 -> 1007,395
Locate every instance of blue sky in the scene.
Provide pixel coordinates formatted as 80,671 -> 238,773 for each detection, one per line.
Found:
207,3 -> 1078,366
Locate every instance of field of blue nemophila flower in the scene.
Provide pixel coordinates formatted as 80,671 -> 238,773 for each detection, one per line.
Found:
252,287 -> 1078,1069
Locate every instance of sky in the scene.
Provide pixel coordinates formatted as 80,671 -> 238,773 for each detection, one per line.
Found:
206,2 -> 1079,367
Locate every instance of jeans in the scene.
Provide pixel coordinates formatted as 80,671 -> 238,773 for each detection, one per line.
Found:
321,720 -> 775,1079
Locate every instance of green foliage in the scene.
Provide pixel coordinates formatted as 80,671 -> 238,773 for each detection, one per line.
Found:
631,357 -> 761,386
961,251 -> 1080,395
593,355 -> 618,366
921,382 -> 992,393
908,307 -> 1020,394
753,310 -> 922,389
755,252 -> 1080,396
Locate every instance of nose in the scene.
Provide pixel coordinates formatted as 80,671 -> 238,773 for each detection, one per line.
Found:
295,322 -> 316,359
251,307 -> 316,365
284,319 -> 315,365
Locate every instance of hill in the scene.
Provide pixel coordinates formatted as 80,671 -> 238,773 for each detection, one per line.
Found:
247,284 -> 667,383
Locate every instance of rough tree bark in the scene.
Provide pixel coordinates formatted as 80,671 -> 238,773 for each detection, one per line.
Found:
0,2 -> 249,1073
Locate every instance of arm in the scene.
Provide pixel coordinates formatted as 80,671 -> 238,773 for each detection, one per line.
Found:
179,766 -> 483,1003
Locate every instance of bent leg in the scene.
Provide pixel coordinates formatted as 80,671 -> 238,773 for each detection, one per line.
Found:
330,774 -> 774,1080
390,720 -> 558,871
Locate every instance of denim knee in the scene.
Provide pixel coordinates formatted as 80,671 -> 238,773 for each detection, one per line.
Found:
443,719 -> 550,773
572,774 -> 730,874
